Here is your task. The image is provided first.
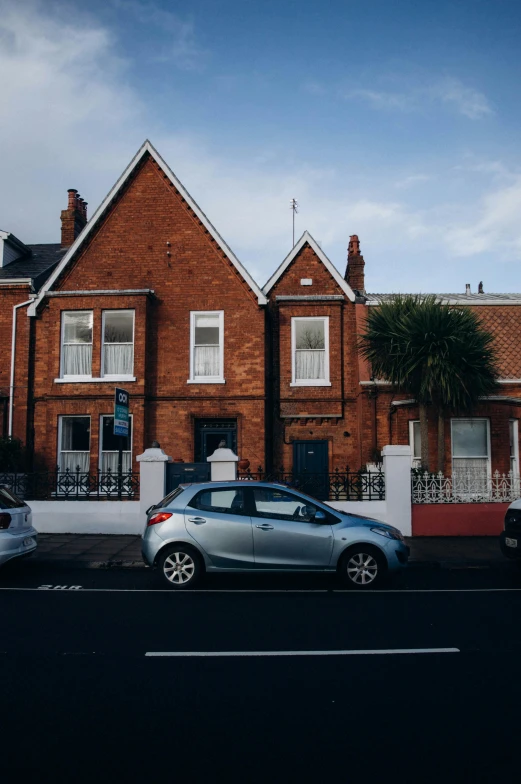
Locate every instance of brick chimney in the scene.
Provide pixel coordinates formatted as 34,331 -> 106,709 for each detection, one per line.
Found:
61,188 -> 87,248
345,234 -> 365,293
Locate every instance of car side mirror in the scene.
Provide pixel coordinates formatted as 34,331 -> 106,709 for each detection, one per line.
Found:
314,510 -> 326,522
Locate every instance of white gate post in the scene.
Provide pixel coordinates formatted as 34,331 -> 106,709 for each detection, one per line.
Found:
207,445 -> 239,481
382,445 -> 412,536
137,441 -> 172,521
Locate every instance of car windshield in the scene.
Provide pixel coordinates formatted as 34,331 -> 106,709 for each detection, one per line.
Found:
0,486 -> 25,509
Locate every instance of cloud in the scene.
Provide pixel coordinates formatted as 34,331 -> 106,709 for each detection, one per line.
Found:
338,77 -> 493,120
395,174 -> 431,190
111,0 -> 205,69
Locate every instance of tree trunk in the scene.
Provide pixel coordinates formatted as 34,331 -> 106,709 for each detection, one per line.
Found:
437,410 -> 445,474
419,402 -> 429,471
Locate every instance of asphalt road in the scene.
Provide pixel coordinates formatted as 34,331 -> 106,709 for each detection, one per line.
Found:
2,563 -> 521,783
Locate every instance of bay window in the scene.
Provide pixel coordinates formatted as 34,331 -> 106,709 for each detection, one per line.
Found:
189,311 -> 224,382
291,317 -> 330,386
61,311 -> 93,378
102,310 -> 134,378
99,415 -> 132,473
58,416 -> 90,473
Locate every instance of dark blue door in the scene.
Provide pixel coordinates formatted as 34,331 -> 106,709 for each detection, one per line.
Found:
292,440 -> 329,500
166,462 -> 210,493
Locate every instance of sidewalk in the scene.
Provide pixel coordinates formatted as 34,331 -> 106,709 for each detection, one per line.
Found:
23,533 -> 509,570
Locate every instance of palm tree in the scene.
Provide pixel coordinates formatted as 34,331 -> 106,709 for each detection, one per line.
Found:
359,294 -> 499,472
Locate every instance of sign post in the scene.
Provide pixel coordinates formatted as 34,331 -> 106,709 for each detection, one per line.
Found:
114,388 -> 129,500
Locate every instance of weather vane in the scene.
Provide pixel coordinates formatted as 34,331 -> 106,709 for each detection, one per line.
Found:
290,198 -> 299,247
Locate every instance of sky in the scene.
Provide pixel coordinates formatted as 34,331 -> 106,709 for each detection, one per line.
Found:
1,0 -> 521,293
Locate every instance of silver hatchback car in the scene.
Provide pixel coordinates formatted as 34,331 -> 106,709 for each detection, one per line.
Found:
0,486 -> 38,567
142,482 -> 408,589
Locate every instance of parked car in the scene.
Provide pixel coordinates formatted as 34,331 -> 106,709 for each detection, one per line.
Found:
0,486 -> 38,567
500,498 -> 521,560
142,481 -> 409,589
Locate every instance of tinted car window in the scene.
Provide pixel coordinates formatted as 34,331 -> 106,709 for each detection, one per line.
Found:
0,487 -> 25,509
189,488 -> 245,515
252,487 -> 318,523
157,487 -> 184,508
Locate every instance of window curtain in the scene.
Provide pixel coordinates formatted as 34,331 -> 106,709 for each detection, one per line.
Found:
195,345 -> 220,377
62,344 -> 92,376
100,452 -> 131,473
296,350 -> 325,380
452,458 -> 489,488
103,344 -> 134,376
59,451 -> 90,473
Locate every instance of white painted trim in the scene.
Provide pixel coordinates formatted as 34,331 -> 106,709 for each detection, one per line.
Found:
57,414 -> 91,472
510,419 -> 519,477
359,380 -> 392,386
189,310 -> 225,383
263,231 -> 355,301
60,310 -> 93,379
54,377 -> 137,384
101,309 -> 135,379
291,315 -> 330,386
0,278 -> 33,286
499,379 -> 521,384
9,297 -> 34,436
409,420 -> 421,466
28,140 -> 267,315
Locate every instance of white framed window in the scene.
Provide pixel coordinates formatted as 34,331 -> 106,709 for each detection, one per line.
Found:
102,310 -> 135,379
58,416 -> 90,473
99,415 -> 133,474
451,418 -> 491,484
291,317 -> 330,386
60,311 -> 93,378
409,421 -> 421,468
510,419 -> 519,477
188,311 -> 225,383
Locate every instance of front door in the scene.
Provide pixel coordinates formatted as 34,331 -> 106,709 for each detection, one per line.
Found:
184,486 -> 253,568
292,440 -> 329,500
250,486 -> 333,568
194,419 -> 237,462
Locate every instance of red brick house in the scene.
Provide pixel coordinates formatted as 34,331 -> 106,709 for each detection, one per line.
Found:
1,139 -> 521,502
3,141 -> 268,479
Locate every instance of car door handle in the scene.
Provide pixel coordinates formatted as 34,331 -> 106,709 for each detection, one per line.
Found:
255,524 -> 274,530
187,517 -> 207,524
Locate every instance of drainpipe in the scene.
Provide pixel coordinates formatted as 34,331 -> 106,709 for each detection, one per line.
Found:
9,297 -> 34,437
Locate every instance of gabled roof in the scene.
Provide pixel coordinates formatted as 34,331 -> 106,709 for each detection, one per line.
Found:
367,293 -> 521,305
29,140 -> 267,315
262,231 -> 355,301
0,244 -> 66,289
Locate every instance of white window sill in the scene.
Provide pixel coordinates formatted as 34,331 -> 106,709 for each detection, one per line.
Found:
186,379 -> 226,384
290,381 -> 332,387
55,376 -> 137,384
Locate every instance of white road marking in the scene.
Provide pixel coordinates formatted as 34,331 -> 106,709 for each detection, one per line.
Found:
145,648 -> 460,657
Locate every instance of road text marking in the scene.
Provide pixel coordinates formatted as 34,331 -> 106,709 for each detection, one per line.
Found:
145,648 -> 460,657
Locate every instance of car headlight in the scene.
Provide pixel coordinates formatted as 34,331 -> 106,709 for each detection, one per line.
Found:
371,526 -> 404,542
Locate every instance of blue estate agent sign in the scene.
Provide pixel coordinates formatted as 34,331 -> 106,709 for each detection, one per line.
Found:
114,388 -> 129,437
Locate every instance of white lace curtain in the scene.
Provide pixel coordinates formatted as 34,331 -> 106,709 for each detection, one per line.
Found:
295,349 -> 325,380
100,452 -> 132,473
62,344 -> 92,376
59,451 -> 90,473
103,344 -> 134,376
194,346 -> 220,377
452,458 -> 489,487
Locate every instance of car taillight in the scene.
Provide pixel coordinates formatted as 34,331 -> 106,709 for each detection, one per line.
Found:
0,513 -> 12,529
148,512 -> 173,526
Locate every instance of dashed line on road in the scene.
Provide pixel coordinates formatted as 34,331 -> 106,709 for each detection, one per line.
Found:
145,648 -> 460,657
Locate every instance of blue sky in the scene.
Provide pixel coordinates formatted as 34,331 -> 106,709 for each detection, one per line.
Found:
1,0 -> 521,293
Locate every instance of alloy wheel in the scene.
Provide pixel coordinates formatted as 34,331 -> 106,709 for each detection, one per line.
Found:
346,552 -> 378,586
163,551 -> 195,585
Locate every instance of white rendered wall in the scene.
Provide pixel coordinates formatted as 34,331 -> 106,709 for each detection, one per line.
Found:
30,501 -> 142,534
328,500 -> 387,523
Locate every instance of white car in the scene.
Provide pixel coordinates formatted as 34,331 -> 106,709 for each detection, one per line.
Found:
0,486 -> 38,566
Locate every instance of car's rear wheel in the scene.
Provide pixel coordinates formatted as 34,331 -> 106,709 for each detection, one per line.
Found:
338,545 -> 386,589
158,545 -> 203,589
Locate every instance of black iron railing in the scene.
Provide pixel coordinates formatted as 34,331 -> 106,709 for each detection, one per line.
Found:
0,467 -> 140,501
238,467 -> 385,502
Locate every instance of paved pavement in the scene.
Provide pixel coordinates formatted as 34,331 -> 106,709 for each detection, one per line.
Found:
1,566 -> 521,782
30,532 -> 508,569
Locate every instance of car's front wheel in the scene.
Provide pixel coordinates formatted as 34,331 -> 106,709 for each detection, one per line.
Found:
338,545 -> 386,589
158,545 -> 203,589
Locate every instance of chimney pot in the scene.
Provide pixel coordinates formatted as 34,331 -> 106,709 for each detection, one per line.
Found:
465,283 -> 471,295
67,188 -> 78,209
61,188 -> 87,247
478,281 -> 484,294
348,234 -> 361,257
345,234 -> 365,293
